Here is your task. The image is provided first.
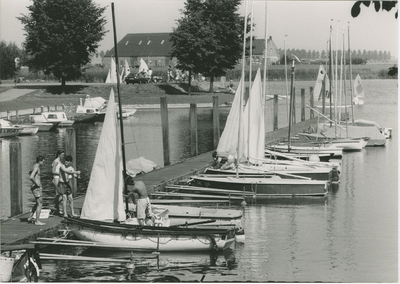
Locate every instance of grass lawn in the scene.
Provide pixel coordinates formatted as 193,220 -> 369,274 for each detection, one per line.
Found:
0,82 -> 235,113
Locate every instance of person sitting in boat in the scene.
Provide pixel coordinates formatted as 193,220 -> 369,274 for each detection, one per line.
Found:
210,151 -> 223,169
220,155 -> 236,171
125,179 -> 153,226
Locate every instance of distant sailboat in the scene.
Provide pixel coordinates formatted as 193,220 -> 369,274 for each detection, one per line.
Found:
105,57 -> 118,83
353,74 -> 365,105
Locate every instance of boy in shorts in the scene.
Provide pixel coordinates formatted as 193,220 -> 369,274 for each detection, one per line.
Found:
27,155 -> 46,225
59,155 -> 80,217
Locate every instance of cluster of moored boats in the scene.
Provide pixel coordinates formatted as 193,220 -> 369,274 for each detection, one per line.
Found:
0,96 -> 137,138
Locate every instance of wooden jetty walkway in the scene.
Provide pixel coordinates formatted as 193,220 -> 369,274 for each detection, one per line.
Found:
1,118 -> 318,246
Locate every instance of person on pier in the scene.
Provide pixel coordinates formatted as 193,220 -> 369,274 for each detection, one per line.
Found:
27,155 -> 46,225
52,150 -> 65,215
58,155 -> 81,218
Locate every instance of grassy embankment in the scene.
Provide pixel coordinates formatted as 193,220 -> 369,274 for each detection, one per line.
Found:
0,82 -> 235,113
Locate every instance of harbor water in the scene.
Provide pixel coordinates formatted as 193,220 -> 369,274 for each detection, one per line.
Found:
0,79 -> 397,282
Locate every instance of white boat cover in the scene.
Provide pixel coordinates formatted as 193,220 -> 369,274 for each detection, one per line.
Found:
126,157 -> 159,177
139,58 -> 149,73
83,97 -> 107,109
81,89 -> 126,222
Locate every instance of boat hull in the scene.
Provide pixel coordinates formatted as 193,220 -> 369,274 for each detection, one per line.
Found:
0,128 -> 21,138
204,167 -> 332,181
190,176 -> 328,196
64,217 -> 235,252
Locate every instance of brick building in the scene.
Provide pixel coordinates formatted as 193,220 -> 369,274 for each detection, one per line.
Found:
103,33 -> 280,69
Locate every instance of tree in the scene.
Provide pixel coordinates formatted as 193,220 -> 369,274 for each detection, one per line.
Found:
351,1 -> 397,19
0,41 -> 23,80
170,0 -> 244,93
19,0 -> 107,87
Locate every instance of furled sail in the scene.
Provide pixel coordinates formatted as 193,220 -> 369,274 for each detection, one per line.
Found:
81,89 -> 126,222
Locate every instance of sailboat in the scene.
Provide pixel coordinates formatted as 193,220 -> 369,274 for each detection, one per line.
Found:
317,24 -> 390,146
352,74 -> 364,105
64,88 -> 236,251
63,4 -> 236,252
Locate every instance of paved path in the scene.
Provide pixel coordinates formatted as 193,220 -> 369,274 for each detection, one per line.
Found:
0,88 -> 36,102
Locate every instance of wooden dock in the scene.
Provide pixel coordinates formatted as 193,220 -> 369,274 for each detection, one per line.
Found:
1,118 -> 318,246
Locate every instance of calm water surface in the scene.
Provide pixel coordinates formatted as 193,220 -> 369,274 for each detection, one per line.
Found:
1,79 -> 397,282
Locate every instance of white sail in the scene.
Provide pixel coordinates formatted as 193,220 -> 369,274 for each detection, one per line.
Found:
353,74 -> 365,105
110,57 -> 118,83
139,58 -> 149,73
81,88 -> 126,222
241,69 -> 264,164
216,78 -> 243,159
105,70 -> 111,83
124,59 -> 131,78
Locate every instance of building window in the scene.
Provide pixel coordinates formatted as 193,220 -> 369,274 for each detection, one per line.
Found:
125,41 -> 129,45
161,40 -> 165,44
147,40 -> 151,45
138,40 -> 142,45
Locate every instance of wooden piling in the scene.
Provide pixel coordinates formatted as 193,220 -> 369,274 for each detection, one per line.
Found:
10,143 -> 22,217
322,76 -> 326,114
310,86 -> 314,119
273,94 -> 278,130
41,106 -> 44,113
292,87 -> 296,124
212,96 -> 220,149
301,88 -> 305,121
16,109 -> 19,120
189,104 -> 198,157
160,97 -> 170,166
66,128 -> 77,197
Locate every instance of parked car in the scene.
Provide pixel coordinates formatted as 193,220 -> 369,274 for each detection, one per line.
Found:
151,75 -> 164,83
124,73 -> 148,84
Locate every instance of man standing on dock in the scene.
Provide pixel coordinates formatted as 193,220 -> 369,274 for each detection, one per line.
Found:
27,155 -> 46,225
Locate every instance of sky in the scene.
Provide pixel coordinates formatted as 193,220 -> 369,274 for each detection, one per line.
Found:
0,0 -> 398,58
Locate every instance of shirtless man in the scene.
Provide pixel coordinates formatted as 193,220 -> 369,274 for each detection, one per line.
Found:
27,155 -> 46,225
125,180 -> 152,225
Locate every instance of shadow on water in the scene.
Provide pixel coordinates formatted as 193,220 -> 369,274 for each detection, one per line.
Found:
39,244 -> 237,282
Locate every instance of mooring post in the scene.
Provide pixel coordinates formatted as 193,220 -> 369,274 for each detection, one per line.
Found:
301,88 -> 305,121
310,86 -> 314,119
273,94 -> 278,130
41,106 -> 44,113
322,75 -> 326,114
212,96 -> 220,149
66,128 -> 77,197
16,109 -> 19,120
292,87 -> 296,124
10,142 -> 22,216
47,106 -> 50,112
160,97 -> 170,166
190,103 -> 198,157
7,111 -> 10,120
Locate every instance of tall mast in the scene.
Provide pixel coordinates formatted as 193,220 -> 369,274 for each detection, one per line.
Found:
111,3 -> 129,212
262,2 -> 269,105
329,20 -> 333,127
236,0 -> 248,177
247,1 -> 254,164
348,22 -> 355,124
287,59 -> 295,152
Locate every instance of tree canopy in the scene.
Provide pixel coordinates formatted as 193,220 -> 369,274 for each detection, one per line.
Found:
351,1 -> 398,19
170,0 -> 245,92
0,41 -> 24,80
19,0 -> 107,87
